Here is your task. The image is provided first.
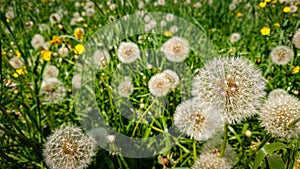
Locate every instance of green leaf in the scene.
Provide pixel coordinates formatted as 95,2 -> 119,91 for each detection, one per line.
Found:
267,154 -> 285,169
253,142 -> 288,169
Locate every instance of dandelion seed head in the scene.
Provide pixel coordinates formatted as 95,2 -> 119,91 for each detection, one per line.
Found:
230,32 -> 241,43
117,76 -> 134,97
270,45 -> 294,65
40,77 -> 66,103
93,49 -> 110,69
9,56 -> 24,69
117,42 -> 140,63
192,57 -> 266,124
43,65 -> 59,78
49,13 -> 62,24
174,99 -> 221,141
58,46 -> 69,57
162,69 -> 180,89
259,93 -> 300,138
31,34 -> 45,50
43,125 -> 96,169
72,74 -> 82,89
148,73 -> 171,97
161,37 -> 189,62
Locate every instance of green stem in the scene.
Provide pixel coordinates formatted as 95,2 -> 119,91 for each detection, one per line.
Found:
219,124 -> 228,158
256,134 -> 272,152
193,140 -> 197,162
119,155 -> 130,169
131,98 -> 157,137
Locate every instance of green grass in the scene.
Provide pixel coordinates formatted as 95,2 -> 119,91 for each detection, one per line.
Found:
1,0 -> 300,168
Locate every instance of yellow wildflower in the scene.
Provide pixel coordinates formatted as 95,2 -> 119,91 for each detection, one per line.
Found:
259,2 -> 267,8
13,66 -> 27,78
292,66 -> 300,74
50,36 -> 63,46
260,26 -> 270,35
74,28 -> 84,39
164,31 -> 173,37
272,0 -> 277,3
237,12 -> 243,17
273,23 -> 280,27
283,6 -> 291,13
41,50 -> 52,61
74,44 -> 85,54
16,51 -> 21,58
265,0 -> 271,2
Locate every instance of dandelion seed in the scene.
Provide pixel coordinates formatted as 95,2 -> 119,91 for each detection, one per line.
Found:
270,45 -> 294,65
192,57 -> 266,124
40,77 -> 66,103
230,32 -> 241,43
174,99 -> 221,141
161,36 -> 189,62
85,1 -> 95,9
43,125 -> 96,169
43,65 -> 59,78
117,76 -> 134,97
259,92 -> 300,138
31,34 -> 45,50
93,49 -> 110,69
290,5 -> 298,12
160,20 -> 167,27
268,88 -> 288,99
117,42 -> 140,63
9,56 -> 24,69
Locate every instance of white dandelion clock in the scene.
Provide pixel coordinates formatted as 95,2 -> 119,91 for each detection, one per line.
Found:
270,45 -> 294,65
43,65 -> 59,78
161,37 -> 189,62
293,28 -> 300,49
58,46 -> 69,57
192,57 -> 266,124
40,77 -> 66,103
259,93 -> 300,139
148,73 -> 171,97
162,69 -> 180,89
117,42 -> 140,63
9,56 -> 24,69
174,99 -> 221,141
72,74 -> 82,89
43,125 -> 96,169
117,76 -> 134,97
31,34 -> 45,50
93,49 -> 110,69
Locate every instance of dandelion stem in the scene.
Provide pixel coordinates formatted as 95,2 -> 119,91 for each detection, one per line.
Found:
256,134 -> 271,152
131,98 -> 157,137
288,117 -> 300,128
150,125 -> 164,133
193,140 -> 197,163
219,124 -> 228,158
119,155 -> 130,169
